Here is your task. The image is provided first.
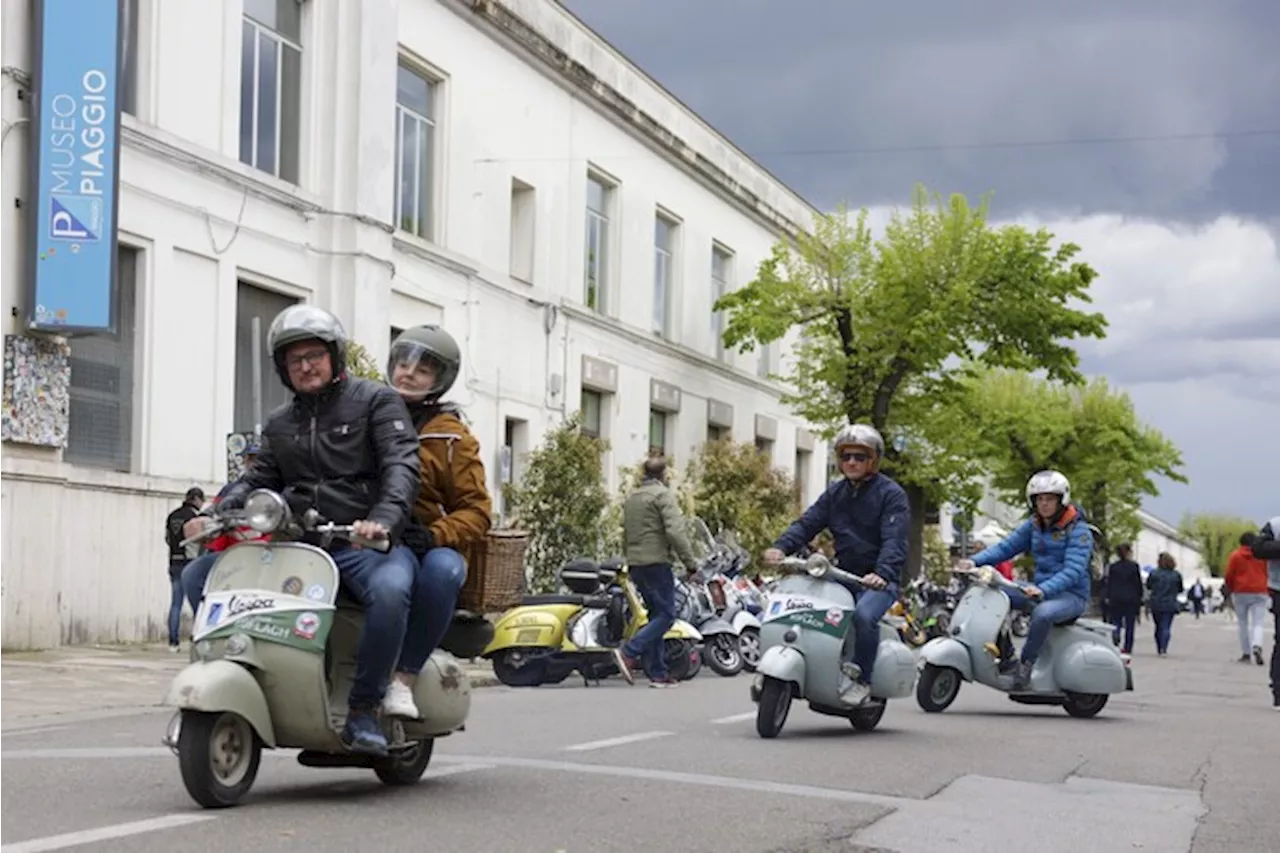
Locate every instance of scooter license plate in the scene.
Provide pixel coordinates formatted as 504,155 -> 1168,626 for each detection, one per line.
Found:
515,628 -> 542,644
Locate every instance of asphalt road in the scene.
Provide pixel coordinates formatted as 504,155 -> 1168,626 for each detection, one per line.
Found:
2,615 -> 1275,853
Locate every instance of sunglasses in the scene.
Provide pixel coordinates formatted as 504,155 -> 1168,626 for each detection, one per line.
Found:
839,451 -> 873,463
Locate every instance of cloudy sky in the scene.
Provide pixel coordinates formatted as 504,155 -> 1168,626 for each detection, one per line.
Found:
562,0 -> 1280,527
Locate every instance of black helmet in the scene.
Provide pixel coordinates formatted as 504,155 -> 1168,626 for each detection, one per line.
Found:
387,325 -> 461,403
266,305 -> 348,389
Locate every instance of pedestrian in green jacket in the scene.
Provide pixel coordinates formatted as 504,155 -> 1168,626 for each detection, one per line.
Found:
613,457 -> 699,688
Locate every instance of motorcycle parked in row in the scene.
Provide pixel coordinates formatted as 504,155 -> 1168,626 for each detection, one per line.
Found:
483,558 -> 703,686
916,565 -> 1132,718
750,554 -> 918,738
163,489 -> 473,808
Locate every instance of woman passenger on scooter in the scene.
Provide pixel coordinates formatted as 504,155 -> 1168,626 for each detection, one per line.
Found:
958,470 -> 1093,691
380,326 -> 493,720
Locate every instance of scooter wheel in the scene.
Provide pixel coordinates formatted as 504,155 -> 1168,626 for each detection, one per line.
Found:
916,664 -> 962,713
706,635 -> 745,677
1062,692 -> 1108,719
177,710 -> 262,809
849,702 -> 887,732
756,677 -> 792,738
374,738 -> 435,785
739,628 -> 761,672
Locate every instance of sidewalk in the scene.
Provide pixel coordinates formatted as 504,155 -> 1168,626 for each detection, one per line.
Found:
0,642 -> 497,728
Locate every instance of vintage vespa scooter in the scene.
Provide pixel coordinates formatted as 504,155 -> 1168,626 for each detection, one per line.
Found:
915,565 -> 1132,718
749,554 -> 918,738
163,488 -> 471,808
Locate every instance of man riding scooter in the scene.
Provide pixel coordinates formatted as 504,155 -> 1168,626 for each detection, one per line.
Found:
958,470 -> 1093,691
183,304 -> 421,756
763,424 -> 910,706
381,325 -> 494,720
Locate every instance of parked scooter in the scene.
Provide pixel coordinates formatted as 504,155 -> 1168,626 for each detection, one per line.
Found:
676,572 -> 744,676
749,554 -> 918,738
711,531 -> 764,671
916,565 -> 1132,718
483,559 -> 703,686
162,489 -> 471,808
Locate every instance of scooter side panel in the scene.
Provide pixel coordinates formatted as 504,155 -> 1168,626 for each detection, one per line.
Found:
484,604 -> 577,654
696,617 -> 738,638
869,639 -> 918,699
919,637 -> 975,681
405,652 -> 472,738
165,659 -> 277,747
250,639 -> 335,749
1049,631 -> 1128,694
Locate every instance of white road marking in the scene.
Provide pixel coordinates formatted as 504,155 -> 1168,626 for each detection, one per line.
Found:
0,814 -> 215,853
0,725 -> 70,738
422,762 -> 493,779
563,731 -> 673,752
710,712 -> 755,725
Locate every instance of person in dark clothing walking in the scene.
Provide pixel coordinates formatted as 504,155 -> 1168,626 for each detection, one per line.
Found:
1146,552 -> 1184,656
1104,543 -> 1144,653
164,487 -> 205,651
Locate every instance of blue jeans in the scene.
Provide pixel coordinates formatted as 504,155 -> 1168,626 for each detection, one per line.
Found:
1152,610 -> 1175,654
397,547 -> 468,674
1111,605 -> 1138,653
850,588 -> 896,684
623,564 -> 676,680
167,563 -> 187,645
1004,589 -> 1087,663
181,552 -> 219,615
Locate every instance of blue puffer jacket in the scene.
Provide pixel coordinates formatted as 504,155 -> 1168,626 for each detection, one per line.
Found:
773,473 -> 910,587
971,504 -> 1094,602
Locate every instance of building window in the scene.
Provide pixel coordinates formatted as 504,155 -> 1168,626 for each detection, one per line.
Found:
653,214 -> 677,337
581,389 -> 604,438
707,424 -> 729,443
711,245 -> 731,360
395,60 -> 438,240
509,178 -> 536,283
390,325 -> 404,353
584,174 -> 612,312
755,436 -> 774,460
120,0 -> 140,116
240,0 -> 302,183
66,247 -> 139,471
758,343 -> 774,379
234,282 -> 297,434
794,449 -> 811,505
649,409 -> 668,457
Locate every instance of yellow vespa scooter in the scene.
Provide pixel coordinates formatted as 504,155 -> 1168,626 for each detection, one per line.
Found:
483,558 -> 703,686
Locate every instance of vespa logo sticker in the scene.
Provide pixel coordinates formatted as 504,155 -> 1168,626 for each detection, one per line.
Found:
294,612 -> 320,640
783,597 -> 814,612
227,595 -> 276,616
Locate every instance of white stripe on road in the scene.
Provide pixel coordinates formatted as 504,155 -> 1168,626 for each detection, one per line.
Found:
0,814 -> 215,853
563,731 -> 673,752
0,725 -> 70,738
710,712 -> 755,725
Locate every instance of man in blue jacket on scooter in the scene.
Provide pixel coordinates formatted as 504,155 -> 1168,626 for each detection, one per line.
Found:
961,470 -> 1094,690
764,424 -> 910,706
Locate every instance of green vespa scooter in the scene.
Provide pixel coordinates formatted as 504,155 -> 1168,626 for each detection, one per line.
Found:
163,488 -> 471,808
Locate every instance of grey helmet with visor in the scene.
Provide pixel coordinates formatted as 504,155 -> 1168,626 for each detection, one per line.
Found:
387,325 -> 461,403
266,305 -> 348,389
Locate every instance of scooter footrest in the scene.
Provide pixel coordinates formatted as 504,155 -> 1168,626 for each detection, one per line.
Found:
297,750 -> 375,768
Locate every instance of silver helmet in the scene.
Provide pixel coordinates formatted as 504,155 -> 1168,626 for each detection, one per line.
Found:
1025,469 -> 1071,510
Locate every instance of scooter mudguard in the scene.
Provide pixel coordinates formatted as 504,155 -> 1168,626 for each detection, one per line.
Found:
870,638 -> 919,699
731,611 -> 761,633
164,659 -> 277,747
484,605 -> 574,655
757,644 -> 806,693
405,651 -> 472,739
664,619 -> 703,642
1053,641 -> 1127,695
698,617 -> 738,638
918,637 -> 974,682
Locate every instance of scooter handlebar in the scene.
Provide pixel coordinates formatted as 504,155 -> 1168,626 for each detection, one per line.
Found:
953,565 -> 1042,598
776,556 -> 866,587
314,523 -> 392,553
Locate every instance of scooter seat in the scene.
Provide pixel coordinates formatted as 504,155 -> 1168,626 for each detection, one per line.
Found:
520,593 -> 610,608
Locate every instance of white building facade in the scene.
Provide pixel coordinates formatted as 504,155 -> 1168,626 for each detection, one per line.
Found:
0,0 -> 826,649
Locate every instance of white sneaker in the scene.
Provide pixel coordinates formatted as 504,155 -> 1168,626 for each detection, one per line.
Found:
840,679 -> 872,706
382,680 -> 421,719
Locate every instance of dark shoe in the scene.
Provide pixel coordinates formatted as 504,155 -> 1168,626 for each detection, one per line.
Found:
612,649 -> 637,685
1253,646 -> 1265,666
649,677 -> 678,689
341,709 -> 388,757
1239,654 -> 1252,663
1012,660 -> 1033,691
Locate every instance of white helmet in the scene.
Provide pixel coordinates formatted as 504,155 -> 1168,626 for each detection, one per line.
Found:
833,423 -> 884,458
1025,470 -> 1070,510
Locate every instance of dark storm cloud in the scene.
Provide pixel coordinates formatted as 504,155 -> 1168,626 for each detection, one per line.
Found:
559,0 -> 1280,220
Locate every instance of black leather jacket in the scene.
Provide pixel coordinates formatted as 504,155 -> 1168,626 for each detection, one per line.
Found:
221,376 -> 421,544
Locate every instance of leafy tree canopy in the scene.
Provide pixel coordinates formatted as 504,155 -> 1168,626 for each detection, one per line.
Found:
1179,513 -> 1257,577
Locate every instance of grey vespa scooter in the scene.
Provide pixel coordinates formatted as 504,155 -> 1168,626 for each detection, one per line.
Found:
916,565 -> 1133,718
749,554 -> 918,738
163,488 -> 472,808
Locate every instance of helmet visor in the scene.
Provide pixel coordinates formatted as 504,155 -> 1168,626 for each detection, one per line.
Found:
388,340 -> 447,401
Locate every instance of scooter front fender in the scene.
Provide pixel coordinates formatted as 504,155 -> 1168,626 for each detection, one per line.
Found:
731,611 -> 761,633
164,659 -> 276,747
664,619 -> 703,642
918,637 -> 974,682
697,617 -> 738,638
756,644 -> 806,691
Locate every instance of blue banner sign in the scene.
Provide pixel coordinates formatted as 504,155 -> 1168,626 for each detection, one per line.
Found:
28,0 -> 123,333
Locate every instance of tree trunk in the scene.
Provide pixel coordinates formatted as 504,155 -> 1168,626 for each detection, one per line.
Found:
904,482 -> 926,583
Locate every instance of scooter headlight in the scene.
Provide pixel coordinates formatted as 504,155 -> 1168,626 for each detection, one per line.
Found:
243,489 -> 289,533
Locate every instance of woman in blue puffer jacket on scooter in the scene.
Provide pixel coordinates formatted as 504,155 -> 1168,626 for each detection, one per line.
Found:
959,470 -> 1094,690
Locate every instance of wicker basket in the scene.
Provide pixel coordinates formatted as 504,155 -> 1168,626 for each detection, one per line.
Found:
459,529 -> 529,613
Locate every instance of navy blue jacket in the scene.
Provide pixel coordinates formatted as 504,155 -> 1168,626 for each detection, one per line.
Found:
772,474 -> 911,586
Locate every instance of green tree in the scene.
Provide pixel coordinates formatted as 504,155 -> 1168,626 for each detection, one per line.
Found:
683,439 -> 800,570
966,368 -> 1186,551
715,185 -> 1108,576
502,413 -> 612,592
346,341 -> 384,382
1179,513 -> 1256,577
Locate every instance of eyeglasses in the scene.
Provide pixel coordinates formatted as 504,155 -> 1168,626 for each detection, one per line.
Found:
839,450 -> 872,463
285,350 -> 329,370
